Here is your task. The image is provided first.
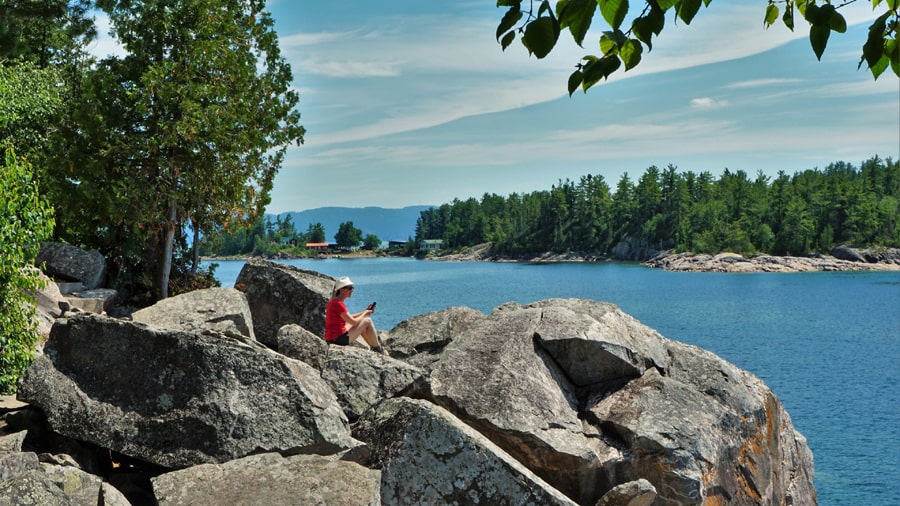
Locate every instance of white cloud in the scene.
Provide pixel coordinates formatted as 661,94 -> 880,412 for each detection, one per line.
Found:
85,13 -> 126,59
690,98 -> 729,110
725,78 -> 805,89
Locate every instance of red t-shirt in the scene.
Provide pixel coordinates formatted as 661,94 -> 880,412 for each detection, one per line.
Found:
324,299 -> 348,341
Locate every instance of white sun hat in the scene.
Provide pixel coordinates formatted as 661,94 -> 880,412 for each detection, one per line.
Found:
332,276 -> 354,296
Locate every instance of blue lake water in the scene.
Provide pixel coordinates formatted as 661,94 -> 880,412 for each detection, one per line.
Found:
205,257 -> 900,506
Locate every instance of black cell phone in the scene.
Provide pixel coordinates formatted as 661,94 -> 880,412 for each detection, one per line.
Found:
367,302 -> 377,311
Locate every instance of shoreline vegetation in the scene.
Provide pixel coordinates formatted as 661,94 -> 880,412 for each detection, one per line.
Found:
201,157 -> 899,276
202,243 -> 900,273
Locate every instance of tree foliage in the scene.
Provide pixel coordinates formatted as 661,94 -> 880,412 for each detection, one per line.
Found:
49,0 -> 305,301
0,0 -> 95,68
0,147 -> 55,394
416,156 -> 899,256
335,221 -> 363,249
0,62 -> 63,157
362,234 -> 382,250
495,0 -> 899,95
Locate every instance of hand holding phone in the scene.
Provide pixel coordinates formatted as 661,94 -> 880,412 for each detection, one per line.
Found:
367,302 -> 377,312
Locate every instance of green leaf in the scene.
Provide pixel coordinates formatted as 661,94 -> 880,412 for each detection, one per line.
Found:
537,0 -> 552,17
656,0 -> 678,11
862,19 -> 888,69
648,3 -> 666,34
600,30 -> 626,55
621,38 -> 643,70
600,33 -> 618,55
600,0 -> 629,31
558,0 -> 597,46
809,23 -> 831,60
886,37 -> 900,77
764,4 -> 779,28
582,55 -> 621,90
782,3 -> 795,31
828,10 -> 846,34
496,7 -> 523,41
871,54 -> 889,79
632,16 -> 654,50
677,0 -> 702,25
500,31 -> 516,51
568,69 -> 584,96
522,15 -> 560,58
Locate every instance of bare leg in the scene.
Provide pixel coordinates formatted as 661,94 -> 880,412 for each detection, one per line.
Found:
348,317 -> 380,348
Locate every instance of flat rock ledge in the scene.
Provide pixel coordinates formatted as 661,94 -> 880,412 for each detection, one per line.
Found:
646,250 -> 900,272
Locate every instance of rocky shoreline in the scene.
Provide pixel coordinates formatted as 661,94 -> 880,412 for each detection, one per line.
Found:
430,243 -> 900,272
2,252 -> 818,505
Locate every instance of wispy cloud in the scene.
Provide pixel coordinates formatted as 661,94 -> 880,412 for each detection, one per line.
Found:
690,98 -> 730,110
725,78 -> 805,89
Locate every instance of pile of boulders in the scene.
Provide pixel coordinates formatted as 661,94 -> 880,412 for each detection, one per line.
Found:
1,255 -> 817,505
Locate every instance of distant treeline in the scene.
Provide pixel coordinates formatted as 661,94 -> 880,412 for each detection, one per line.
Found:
199,215 -> 385,257
414,156 -> 899,257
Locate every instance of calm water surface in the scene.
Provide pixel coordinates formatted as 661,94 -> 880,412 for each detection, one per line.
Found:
206,257 -> 900,506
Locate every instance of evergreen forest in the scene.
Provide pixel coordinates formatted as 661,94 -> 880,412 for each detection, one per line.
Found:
414,157 -> 899,257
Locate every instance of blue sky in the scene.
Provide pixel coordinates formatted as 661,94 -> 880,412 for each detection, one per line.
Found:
93,1 -> 899,213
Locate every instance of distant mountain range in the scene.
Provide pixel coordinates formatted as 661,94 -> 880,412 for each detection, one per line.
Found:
271,206 -> 433,243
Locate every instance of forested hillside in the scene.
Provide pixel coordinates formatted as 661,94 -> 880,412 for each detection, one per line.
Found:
415,157 -> 899,257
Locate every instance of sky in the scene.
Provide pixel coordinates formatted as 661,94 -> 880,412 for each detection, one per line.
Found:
91,1 -> 899,214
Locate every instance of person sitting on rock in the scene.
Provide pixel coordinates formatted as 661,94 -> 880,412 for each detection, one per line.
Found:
324,276 -> 386,354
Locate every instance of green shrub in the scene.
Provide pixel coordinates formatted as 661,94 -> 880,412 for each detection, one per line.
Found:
0,146 -> 55,394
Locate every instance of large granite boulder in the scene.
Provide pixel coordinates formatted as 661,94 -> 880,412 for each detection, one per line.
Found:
132,287 -> 255,340
235,257 -> 334,346
830,245 -> 867,262
382,306 -> 484,368
523,299 -> 670,388
0,457 -> 131,506
29,271 -> 71,343
152,452 -> 380,506
388,299 -> 815,505
17,313 -> 352,468
35,242 -> 106,290
320,346 -> 426,422
354,397 -> 578,506
276,323 -> 329,370
417,303 -> 621,505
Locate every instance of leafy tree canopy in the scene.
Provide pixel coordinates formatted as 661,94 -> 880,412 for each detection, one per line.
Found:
495,0 -> 899,95
0,146 -> 54,393
0,0 -> 95,68
51,0 -> 305,301
335,221 -> 363,249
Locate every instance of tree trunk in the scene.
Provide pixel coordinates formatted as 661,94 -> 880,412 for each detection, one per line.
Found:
156,199 -> 177,300
191,224 -> 200,274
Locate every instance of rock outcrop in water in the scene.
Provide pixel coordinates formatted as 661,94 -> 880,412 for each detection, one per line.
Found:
4,259 -> 817,505
645,249 -> 900,272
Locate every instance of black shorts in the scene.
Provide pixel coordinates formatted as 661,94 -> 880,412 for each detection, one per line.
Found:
330,332 -> 350,346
